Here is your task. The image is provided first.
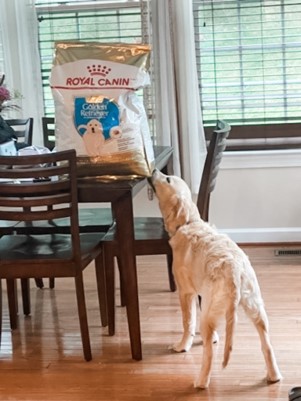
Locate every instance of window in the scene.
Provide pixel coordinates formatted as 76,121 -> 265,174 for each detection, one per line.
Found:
35,0 -> 154,132
193,0 -> 301,127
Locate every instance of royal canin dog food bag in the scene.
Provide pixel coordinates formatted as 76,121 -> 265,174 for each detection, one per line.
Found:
50,42 -> 154,178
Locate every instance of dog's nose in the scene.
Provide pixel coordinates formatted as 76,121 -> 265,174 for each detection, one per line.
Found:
148,169 -> 159,192
147,170 -> 156,191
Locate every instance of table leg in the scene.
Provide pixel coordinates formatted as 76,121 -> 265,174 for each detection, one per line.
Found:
113,192 -> 142,361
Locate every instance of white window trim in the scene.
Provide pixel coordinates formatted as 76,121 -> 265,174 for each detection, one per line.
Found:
222,149 -> 301,170
35,1 -> 140,13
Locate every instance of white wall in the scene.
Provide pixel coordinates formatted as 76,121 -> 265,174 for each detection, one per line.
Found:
133,149 -> 301,243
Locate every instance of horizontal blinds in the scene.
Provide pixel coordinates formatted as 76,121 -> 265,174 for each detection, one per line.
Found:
193,0 -> 301,126
35,1 -> 144,117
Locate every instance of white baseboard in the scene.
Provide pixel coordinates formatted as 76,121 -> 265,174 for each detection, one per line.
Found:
219,227 -> 301,243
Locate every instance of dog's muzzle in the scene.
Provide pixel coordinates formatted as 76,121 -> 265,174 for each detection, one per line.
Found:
147,169 -> 158,192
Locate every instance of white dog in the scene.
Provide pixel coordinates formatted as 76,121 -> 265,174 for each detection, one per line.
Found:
79,119 -> 105,156
150,169 -> 282,389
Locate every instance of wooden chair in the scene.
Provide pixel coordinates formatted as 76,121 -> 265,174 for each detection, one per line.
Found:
40,116 -> 113,236
0,149 -> 108,361
15,117 -> 114,292
6,118 -> 33,147
42,116 -> 55,150
103,120 -> 231,335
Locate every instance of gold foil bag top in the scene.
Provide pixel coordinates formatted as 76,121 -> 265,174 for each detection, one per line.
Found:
54,42 -> 151,71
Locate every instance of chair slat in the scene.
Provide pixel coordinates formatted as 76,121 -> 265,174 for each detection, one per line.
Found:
0,207 -> 72,222
0,180 -> 71,196
0,193 -> 71,208
0,164 -> 69,180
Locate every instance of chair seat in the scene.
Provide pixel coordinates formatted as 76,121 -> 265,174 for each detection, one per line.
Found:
133,217 -> 171,255
134,216 -> 168,232
15,208 -> 113,234
0,233 -> 106,262
106,216 -> 169,239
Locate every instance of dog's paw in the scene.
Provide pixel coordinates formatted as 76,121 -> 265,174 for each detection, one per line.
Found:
169,334 -> 194,353
200,330 -> 219,345
194,377 -> 210,389
169,341 -> 191,353
266,371 -> 283,384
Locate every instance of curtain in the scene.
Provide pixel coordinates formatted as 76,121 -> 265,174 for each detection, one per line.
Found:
151,0 -> 207,194
0,0 -> 44,145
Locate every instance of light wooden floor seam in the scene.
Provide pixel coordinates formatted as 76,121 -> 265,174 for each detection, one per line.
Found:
0,250 -> 300,401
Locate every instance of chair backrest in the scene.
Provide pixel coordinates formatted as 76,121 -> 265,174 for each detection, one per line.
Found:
204,122 -> 301,151
42,116 -> 55,151
197,119 -> 231,221
6,118 -> 33,146
0,149 -> 81,259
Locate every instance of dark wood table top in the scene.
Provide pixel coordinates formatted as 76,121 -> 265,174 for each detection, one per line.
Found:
77,146 -> 173,202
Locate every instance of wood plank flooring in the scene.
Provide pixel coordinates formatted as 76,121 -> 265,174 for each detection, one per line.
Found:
0,249 -> 300,401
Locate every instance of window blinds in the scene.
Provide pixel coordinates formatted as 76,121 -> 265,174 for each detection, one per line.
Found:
193,0 -> 301,126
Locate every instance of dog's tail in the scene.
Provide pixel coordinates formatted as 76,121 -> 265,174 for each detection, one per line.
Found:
222,301 -> 237,369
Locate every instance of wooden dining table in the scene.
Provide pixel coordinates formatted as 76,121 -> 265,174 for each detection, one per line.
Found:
77,146 -> 173,361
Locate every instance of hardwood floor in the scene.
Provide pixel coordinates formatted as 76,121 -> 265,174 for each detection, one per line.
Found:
0,248 -> 300,401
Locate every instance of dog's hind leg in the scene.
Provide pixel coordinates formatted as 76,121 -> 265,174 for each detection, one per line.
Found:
243,302 -> 282,383
198,296 -> 219,345
171,292 -> 197,352
194,312 -> 217,389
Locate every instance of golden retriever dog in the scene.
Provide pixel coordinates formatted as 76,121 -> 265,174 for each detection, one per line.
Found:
150,169 -> 282,389
79,119 -> 105,156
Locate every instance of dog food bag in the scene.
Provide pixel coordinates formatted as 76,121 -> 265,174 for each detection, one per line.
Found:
50,42 -> 155,178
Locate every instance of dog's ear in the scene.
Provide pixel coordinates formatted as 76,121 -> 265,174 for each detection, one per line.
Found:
163,194 -> 191,236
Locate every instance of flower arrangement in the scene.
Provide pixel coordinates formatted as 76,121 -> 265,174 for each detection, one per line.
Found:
0,85 -> 10,102
0,74 -> 21,112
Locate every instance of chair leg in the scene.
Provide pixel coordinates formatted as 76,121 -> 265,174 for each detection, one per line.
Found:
104,247 -> 115,336
118,253 -> 177,302
6,279 -> 18,330
34,278 -> 44,289
20,279 -> 31,316
34,278 -> 55,289
117,256 -> 126,307
95,252 -> 108,328
167,254 -> 176,292
74,273 -> 92,361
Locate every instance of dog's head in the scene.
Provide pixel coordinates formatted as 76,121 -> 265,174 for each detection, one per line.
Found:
86,119 -> 103,135
149,169 -> 200,236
